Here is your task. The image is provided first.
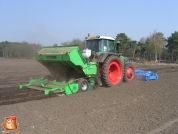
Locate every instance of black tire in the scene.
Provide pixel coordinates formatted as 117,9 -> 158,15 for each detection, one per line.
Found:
123,63 -> 135,82
101,55 -> 124,87
78,78 -> 89,92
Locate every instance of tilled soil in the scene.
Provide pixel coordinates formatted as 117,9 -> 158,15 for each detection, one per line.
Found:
0,58 -> 178,134
0,87 -> 57,106
0,58 -> 58,106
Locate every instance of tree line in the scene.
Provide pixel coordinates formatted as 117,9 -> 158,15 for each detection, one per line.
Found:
0,41 -> 41,59
0,30 -> 178,63
116,30 -> 178,63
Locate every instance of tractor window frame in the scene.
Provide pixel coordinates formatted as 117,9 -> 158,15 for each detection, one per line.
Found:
108,40 -> 115,52
86,39 -> 101,52
101,39 -> 107,52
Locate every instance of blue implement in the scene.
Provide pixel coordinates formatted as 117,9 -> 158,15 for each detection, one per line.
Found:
135,69 -> 158,81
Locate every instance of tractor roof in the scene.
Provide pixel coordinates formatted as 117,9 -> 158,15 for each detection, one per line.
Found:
85,35 -> 115,41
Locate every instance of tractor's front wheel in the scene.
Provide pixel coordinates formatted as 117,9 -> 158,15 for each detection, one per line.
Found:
102,55 -> 123,87
78,78 -> 89,92
123,63 -> 135,82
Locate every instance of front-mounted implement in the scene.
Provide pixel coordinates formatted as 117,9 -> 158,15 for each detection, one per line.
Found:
19,35 -> 135,96
19,77 -> 79,95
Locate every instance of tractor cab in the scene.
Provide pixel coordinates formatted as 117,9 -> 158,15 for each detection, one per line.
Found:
85,36 -> 115,52
85,35 -> 121,54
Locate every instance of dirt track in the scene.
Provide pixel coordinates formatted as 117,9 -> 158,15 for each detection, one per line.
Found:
0,58 -> 178,134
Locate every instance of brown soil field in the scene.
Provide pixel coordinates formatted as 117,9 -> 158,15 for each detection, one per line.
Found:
0,58 -> 178,134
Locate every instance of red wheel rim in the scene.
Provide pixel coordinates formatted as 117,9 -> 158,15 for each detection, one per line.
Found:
107,60 -> 122,85
126,67 -> 134,81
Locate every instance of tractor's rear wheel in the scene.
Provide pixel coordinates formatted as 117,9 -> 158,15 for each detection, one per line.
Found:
123,63 -> 135,82
78,78 -> 89,92
101,55 -> 123,87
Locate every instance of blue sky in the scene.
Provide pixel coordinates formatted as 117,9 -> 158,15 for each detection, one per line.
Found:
0,0 -> 177,46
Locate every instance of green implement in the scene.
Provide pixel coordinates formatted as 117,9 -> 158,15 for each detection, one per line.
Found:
19,77 -> 79,95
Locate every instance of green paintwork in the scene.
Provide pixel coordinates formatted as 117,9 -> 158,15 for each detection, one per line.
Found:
119,55 -> 126,66
35,46 -> 97,76
19,77 -> 79,95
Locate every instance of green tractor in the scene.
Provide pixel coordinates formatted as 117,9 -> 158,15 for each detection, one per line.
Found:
19,35 -> 135,96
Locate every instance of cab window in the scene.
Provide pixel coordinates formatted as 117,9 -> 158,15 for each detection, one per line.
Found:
108,40 -> 115,52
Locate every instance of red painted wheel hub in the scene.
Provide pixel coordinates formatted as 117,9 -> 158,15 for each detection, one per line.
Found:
107,61 -> 122,85
126,67 -> 134,80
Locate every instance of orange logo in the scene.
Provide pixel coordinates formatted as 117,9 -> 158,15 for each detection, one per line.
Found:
1,116 -> 19,133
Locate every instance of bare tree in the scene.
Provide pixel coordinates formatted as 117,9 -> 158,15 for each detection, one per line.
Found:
149,30 -> 164,63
